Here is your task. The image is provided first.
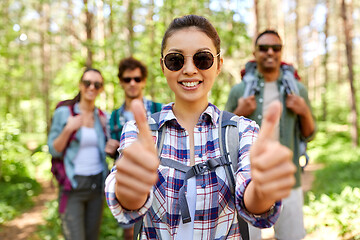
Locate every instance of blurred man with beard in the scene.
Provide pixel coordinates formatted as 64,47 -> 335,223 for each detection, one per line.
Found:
225,30 -> 316,240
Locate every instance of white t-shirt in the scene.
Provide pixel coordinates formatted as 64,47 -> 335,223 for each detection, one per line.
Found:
262,81 -> 280,141
73,127 -> 103,176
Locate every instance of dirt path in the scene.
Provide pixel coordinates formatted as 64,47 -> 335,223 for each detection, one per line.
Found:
0,179 -> 57,240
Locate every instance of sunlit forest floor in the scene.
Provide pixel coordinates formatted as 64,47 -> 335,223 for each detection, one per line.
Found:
0,179 -> 57,240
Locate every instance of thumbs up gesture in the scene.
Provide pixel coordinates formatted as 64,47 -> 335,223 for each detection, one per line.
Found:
114,99 -> 159,210
245,101 -> 296,213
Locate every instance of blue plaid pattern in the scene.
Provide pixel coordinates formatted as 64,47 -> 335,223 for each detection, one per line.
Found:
105,103 -> 281,239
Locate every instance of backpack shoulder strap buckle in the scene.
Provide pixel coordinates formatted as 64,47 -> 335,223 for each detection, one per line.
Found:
192,162 -> 209,175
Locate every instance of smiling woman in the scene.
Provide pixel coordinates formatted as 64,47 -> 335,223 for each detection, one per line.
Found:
47,68 -> 109,240
105,15 -> 296,240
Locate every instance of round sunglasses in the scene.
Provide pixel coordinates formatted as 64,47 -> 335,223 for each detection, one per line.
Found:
162,51 -> 220,72
81,80 -> 103,90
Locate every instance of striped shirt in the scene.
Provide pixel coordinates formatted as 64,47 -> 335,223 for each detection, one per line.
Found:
105,103 -> 281,239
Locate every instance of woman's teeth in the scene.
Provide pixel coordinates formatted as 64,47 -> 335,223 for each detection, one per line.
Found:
181,81 -> 199,87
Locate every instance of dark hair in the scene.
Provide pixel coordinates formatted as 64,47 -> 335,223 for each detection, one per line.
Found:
161,15 -> 221,57
117,57 -> 148,81
255,29 -> 282,46
58,68 -> 103,107
80,68 -> 104,82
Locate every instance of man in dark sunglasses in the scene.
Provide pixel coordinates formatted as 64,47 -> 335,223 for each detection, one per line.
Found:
225,29 -> 316,240
105,57 -> 162,239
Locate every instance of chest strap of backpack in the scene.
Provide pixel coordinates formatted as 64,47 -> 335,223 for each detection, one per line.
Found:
162,156 -> 230,224
149,112 -> 236,224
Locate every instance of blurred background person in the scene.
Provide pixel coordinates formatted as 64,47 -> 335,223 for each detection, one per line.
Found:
105,57 -> 162,239
48,68 -> 109,240
225,30 -> 316,240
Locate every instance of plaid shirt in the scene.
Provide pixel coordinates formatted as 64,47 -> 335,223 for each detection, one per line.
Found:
105,103 -> 281,239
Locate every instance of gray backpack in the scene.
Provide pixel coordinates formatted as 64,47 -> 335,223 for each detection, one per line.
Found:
133,111 -> 249,240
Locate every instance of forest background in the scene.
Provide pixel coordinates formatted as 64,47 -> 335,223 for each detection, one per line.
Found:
0,0 -> 360,239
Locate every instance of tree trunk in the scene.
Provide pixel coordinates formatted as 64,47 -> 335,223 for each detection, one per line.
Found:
108,0 -> 116,110
322,0 -> 329,121
40,2 -> 52,135
295,0 -> 303,70
253,0 -> 259,40
124,0 -> 134,56
97,0 -> 105,62
336,0 -> 344,84
84,0 -> 93,68
147,0 -> 156,99
341,0 -> 359,146
265,0 -> 272,28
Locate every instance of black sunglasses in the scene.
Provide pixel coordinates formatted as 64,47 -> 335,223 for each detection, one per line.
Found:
81,80 -> 103,90
121,77 -> 142,83
257,44 -> 282,52
162,51 -> 220,72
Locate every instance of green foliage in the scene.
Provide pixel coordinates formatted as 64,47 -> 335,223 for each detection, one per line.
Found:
0,114 -> 43,224
1,113 -> 33,181
305,187 -> 360,237
0,179 -> 41,225
304,124 -> 360,238
99,205 -> 124,239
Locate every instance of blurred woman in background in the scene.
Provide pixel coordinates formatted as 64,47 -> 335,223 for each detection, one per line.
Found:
48,68 -> 108,240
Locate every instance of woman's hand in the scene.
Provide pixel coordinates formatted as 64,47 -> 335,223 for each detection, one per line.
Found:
245,101 -> 296,214
53,114 -> 83,153
105,139 -> 120,157
114,99 -> 159,210
234,96 -> 257,117
65,115 -> 83,132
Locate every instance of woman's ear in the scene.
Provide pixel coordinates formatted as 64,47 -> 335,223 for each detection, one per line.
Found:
160,58 -> 165,73
216,57 -> 223,75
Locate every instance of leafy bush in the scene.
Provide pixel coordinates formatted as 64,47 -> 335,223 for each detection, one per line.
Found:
305,187 -> 360,237
304,124 -> 360,238
0,114 -> 42,224
99,205 -> 124,239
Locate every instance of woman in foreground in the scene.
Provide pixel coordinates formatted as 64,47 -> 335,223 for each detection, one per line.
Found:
105,15 -> 295,239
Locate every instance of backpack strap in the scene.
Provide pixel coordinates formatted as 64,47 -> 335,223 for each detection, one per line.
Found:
97,108 -> 108,140
218,111 -> 238,195
111,109 -> 122,141
281,64 -> 299,95
219,111 -> 249,240
67,104 -> 78,142
242,62 -> 260,98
